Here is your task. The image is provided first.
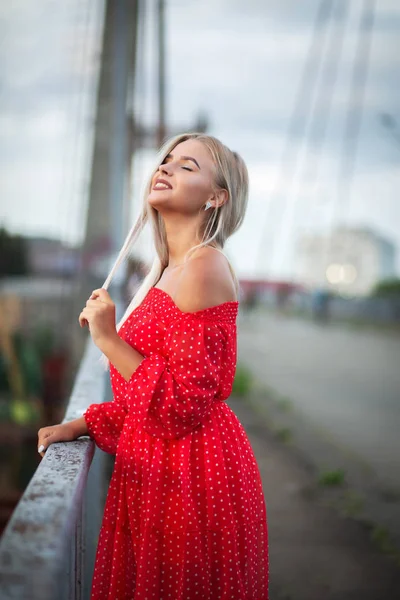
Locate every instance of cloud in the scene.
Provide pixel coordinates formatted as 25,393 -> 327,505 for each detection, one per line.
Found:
161,0 -> 400,246
1,0 -> 399,278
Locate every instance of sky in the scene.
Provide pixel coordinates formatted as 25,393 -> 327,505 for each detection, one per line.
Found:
0,0 -> 399,279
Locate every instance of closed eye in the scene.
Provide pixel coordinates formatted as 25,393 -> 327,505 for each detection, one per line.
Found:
159,157 -> 193,171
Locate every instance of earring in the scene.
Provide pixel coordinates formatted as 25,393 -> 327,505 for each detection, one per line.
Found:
204,201 -> 213,211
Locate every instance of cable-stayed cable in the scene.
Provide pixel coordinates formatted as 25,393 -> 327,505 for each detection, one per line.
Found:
254,0 -> 334,278
332,0 -> 376,227
276,0 -> 350,277
59,0 -> 99,333
325,0 -> 376,292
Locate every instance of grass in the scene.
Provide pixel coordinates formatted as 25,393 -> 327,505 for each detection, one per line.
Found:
274,397 -> 294,413
232,363 -> 254,397
317,468 -> 346,487
369,524 -> 400,566
339,490 -> 365,517
275,427 -> 293,443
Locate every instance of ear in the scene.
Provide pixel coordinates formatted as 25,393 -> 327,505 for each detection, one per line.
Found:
213,188 -> 228,208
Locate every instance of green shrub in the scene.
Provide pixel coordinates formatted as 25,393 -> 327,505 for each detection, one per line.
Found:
370,278 -> 400,297
318,469 -> 346,486
275,427 -> 293,443
232,364 -> 254,396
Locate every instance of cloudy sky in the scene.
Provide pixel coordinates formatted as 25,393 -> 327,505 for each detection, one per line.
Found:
1,0 -> 399,279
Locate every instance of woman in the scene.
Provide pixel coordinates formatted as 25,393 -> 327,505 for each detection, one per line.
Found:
37,133 -> 269,599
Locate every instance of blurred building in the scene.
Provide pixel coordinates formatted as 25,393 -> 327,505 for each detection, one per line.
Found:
26,236 -> 81,277
295,226 -> 397,296
238,279 -> 305,308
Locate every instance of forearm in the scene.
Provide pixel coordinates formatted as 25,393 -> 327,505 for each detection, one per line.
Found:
98,334 -> 145,382
68,416 -> 89,438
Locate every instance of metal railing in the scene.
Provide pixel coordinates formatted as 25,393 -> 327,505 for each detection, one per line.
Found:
0,340 -> 110,600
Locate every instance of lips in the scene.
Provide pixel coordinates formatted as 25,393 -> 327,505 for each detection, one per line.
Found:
153,178 -> 172,190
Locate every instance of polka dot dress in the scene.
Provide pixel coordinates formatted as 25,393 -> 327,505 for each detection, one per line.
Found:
83,287 -> 269,599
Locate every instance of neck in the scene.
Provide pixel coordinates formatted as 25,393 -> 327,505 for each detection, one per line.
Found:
163,215 -> 204,268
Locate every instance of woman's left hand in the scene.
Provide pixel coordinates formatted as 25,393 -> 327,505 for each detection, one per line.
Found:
79,288 -> 117,349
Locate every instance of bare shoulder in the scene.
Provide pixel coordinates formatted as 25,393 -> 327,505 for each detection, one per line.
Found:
174,246 -> 237,312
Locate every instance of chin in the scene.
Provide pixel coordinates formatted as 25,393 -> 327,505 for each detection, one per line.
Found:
148,190 -> 172,199
147,194 -> 174,209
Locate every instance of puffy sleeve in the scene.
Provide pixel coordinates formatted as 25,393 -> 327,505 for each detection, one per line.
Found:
83,372 -> 128,455
124,315 -> 228,440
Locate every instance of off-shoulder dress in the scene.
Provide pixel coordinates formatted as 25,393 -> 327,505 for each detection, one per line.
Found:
83,286 -> 269,600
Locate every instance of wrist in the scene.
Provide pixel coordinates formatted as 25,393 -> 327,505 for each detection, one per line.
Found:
68,416 -> 88,439
97,332 -> 121,357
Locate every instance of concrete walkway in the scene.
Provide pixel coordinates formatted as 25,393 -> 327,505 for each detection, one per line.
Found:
237,310 -> 400,552
237,310 -> 400,491
228,395 -> 400,600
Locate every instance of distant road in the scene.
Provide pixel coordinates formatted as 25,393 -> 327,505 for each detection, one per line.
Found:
237,311 -> 400,489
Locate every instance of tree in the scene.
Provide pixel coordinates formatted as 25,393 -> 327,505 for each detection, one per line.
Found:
0,227 -> 29,277
370,278 -> 400,297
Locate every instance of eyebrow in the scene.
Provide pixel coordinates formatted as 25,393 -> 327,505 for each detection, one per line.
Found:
165,153 -> 201,169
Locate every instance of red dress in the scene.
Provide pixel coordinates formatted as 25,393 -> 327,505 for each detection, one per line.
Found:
83,286 -> 269,600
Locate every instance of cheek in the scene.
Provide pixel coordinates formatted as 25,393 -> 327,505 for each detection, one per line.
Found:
181,176 -> 212,202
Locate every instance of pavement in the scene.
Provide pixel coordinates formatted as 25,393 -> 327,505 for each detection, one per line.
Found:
236,309 -> 400,552
228,394 -> 400,600
237,309 -> 400,491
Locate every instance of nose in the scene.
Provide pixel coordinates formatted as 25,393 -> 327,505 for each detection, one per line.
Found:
159,162 -> 173,176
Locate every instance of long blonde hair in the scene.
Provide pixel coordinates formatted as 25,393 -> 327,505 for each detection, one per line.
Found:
99,132 -> 249,368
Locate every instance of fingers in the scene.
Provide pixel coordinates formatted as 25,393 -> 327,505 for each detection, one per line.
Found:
92,288 -> 113,305
38,434 -> 59,458
78,288 -> 113,327
37,424 -> 73,459
86,299 -> 100,308
38,433 -> 47,457
79,306 -> 92,328
38,439 -> 47,458
79,313 -> 88,328
37,429 -> 54,458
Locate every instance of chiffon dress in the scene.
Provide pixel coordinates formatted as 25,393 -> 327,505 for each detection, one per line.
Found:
83,286 -> 269,599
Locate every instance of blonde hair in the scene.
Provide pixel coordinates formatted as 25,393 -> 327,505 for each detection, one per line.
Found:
98,132 -> 249,368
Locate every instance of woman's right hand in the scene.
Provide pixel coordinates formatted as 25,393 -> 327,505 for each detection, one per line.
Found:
37,422 -> 77,458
